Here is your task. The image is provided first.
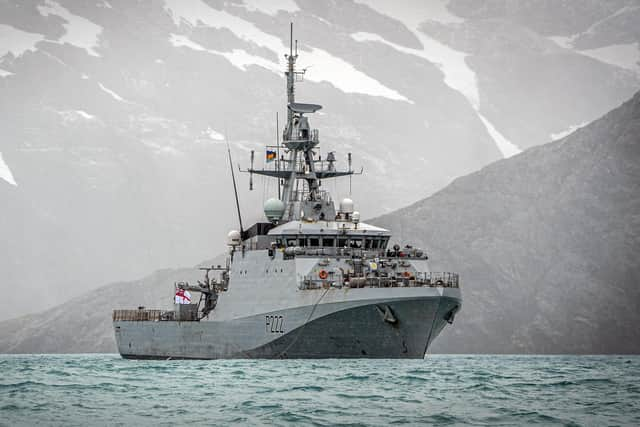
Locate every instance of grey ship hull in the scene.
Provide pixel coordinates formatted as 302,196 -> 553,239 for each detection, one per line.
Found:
114,293 -> 460,359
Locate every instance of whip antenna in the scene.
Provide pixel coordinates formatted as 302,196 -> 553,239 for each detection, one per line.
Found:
276,111 -> 281,199
226,135 -> 244,234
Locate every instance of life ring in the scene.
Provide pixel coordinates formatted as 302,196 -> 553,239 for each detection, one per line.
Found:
403,271 -> 412,278
318,270 -> 329,280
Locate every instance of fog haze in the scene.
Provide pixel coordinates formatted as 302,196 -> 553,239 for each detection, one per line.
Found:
1,0 -> 638,324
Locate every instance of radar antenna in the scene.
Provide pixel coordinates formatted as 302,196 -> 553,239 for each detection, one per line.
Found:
239,23 -> 357,223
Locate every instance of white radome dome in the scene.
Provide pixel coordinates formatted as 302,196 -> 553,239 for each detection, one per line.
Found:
264,198 -> 285,222
339,198 -> 354,214
227,230 -> 241,246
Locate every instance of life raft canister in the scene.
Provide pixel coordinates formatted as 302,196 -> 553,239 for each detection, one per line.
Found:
318,269 -> 329,280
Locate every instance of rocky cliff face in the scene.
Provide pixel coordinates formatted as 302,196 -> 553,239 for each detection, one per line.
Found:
1,91 -> 638,354
374,90 -> 640,354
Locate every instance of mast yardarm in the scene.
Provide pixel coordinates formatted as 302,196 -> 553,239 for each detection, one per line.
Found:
246,23 -> 354,223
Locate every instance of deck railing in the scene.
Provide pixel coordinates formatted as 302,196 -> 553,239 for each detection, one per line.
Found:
112,309 -> 164,322
284,247 -> 428,260
300,271 -> 459,290
113,305 -> 199,322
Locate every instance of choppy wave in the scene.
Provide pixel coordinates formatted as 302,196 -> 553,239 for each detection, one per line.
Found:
0,355 -> 638,426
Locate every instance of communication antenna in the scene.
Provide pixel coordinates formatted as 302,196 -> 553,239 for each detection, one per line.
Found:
249,150 -> 254,191
276,111 -> 281,199
290,22 -> 293,56
226,136 -> 244,234
348,152 -> 352,195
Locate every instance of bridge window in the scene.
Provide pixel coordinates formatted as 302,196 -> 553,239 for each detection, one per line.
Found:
350,239 -> 363,249
298,237 -> 307,247
286,238 -> 297,247
309,237 -> 320,247
338,238 -> 348,248
322,238 -> 334,247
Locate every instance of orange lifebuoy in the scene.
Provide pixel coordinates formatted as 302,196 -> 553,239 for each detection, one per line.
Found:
403,271 -> 412,278
319,270 -> 329,280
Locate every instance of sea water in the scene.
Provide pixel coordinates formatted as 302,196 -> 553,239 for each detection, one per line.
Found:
0,354 -> 638,426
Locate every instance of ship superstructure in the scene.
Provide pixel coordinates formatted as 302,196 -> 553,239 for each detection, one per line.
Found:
112,25 -> 461,359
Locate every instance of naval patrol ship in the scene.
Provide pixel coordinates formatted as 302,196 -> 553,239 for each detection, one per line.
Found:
112,26 -> 461,359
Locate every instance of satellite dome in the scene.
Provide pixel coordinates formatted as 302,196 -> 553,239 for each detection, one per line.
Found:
264,198 -> 285,222
227,230 -> 241,247
339,198 -> 354,214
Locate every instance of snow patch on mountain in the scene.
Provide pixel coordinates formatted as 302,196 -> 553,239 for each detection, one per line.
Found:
169,34 -> 279,73
579,43 -> 640,73
169,34 -> 205,51
351,31 -> 476,104
548,35 -> 574,49
0,69 -> 14,77
241,0 -> 299,16
351,32 -> 520,157
75,110 -> 95,119
549,34 -> 639,74
477,114 -> 521,158
165,0 -> 409,102
550,122 -> 589,141
57,109 -> 99,125
352,1 -> 477,105
98,82 -> 124,101
0,152 -> 17,186
352,0 -> 523,157
300,47 -> 411,102
164,0 -> 284,50
37,0 -> 102,57
206,127 -> 225,141
0,24 -> 44,57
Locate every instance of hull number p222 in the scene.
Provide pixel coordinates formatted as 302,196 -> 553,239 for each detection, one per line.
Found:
265,315 -> 284,334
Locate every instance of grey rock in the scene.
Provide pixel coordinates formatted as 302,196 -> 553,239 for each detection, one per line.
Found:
374,90 -> 640,354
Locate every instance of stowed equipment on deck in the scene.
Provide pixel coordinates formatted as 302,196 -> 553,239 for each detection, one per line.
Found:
112,264 -> 229,322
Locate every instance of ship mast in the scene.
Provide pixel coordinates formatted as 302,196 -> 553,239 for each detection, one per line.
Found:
247,23 -> 354,223
286,23 -> 296,131
281,22 -> 299,220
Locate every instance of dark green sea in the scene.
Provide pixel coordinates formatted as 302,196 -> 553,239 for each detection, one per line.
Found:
0,354 -> 638,426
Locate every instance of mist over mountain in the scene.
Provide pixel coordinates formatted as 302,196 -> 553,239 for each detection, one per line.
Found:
1,89 -> 638,355
1,0 -> 638,321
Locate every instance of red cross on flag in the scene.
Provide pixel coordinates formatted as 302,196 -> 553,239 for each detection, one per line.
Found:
175,288 -> 192,304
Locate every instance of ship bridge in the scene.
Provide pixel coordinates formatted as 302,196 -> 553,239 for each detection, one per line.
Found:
269,220 -> 391,249
241,218 -> 391,252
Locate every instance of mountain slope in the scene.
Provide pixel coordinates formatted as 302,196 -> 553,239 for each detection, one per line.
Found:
374,90 -> 640,353
1,91 -> 638,354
